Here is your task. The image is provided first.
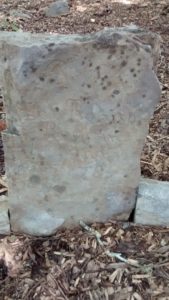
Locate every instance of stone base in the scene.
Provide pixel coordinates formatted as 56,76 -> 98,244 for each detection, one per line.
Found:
1,178 -> 169,235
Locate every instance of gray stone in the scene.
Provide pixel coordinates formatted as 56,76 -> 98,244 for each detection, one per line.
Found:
44,0 -> 69,17
0,27 -> 161,236
10,9 -> 32,20
135,178 -> 169,226
0,195 -> 10,234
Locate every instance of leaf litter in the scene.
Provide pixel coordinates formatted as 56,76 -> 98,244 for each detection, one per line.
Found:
0,0 -> 169,299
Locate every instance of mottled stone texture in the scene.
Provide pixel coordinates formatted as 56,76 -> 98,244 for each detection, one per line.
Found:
0,28 -> 161,236
135,178 -> 169,226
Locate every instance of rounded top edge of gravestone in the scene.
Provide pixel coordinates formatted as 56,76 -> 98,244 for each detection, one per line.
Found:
0,26 -> 161,47
0,26 -> 161,69
0,25 -> 159,39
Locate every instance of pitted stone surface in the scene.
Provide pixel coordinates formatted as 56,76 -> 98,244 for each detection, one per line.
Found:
0,28 -> 161,236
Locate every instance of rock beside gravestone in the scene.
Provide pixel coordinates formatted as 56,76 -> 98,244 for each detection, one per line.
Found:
135,178 -> 169,226
0,27 -> 161,236
0,195 -> 10,234
44,0 -> 69,17
10,9 -> 32,20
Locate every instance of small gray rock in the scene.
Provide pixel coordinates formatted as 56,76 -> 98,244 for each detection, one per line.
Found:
44,0 -> 69,17
10,9 -> 32,20
135,178 -> 169,226
0,195 -> 10,234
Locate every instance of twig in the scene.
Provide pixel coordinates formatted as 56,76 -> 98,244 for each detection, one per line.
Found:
80,221 -> 105,245
0,187 -> 8,194
54,251 -> 75,257
141,160 -> 153,166
0,177 -> 8,188
80,221 -> 139,266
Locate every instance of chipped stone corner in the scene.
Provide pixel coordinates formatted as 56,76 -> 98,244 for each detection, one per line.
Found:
0,195 -> 11,235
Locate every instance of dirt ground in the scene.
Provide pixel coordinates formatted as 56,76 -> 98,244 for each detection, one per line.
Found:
0,0 -> 169,299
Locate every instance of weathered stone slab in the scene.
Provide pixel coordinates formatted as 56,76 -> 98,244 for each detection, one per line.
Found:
135,178 -> 169,226
0,28 -> 161,235
0,195 -> 10,234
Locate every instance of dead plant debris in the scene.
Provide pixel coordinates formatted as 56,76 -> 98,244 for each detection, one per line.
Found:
0,0 -> 169,299
1,222 -> 169,299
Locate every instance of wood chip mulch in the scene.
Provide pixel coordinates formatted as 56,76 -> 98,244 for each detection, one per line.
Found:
1,222 -> 169,299
0,0 -> 169,299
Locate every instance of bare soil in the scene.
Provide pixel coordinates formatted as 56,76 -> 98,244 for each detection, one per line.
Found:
0,0 -> 169,299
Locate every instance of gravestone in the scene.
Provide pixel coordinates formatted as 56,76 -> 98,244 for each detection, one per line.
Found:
0,27 -> 161,235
